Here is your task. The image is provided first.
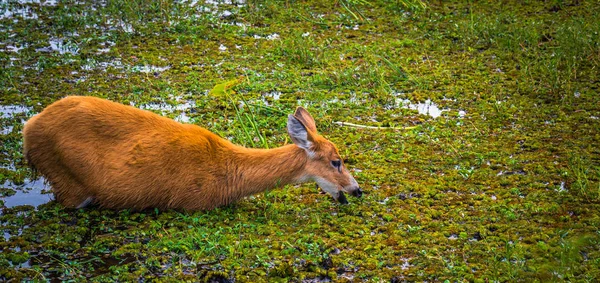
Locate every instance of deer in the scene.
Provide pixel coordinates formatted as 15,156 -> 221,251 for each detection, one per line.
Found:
22,96 -> 362,211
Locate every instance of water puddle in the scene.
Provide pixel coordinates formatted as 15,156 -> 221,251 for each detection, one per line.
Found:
264,91 -> 281,100
397,98 -> 445,118
0,104 -> 32,118
257,91 -> 281,106
400,257 -> 412,270
1,125 -> 14,134
186,0 -> 247,24
105,19 -> 134,33
96,47 -> 110,53
130,65 -> 171,73
0,44 -> 27,53
301,93 -> 364,109
377,197 -> 391,205
556,181 -> 567,192
96,40 -> 115,50
384,91 -> 466,118
35,38 -> 79,55
200,0 -> 247,10
80,57 -> 171,74
0,159 -> 16,170
67,71 -> 88,83
81,58 -> 124,72
496,170 -> 526,176
205,0 -> 246,5
139,100 -> 194,112
0,105 -> 31,135
338,273 -> 354,280
302,276 -> 331,283
0,5 -> 38,20
175,112 -> 190,123
138,99 -> 195,123
253,33 -> 280,40
3,225 -> 27,241
0,177 -> 53,209
10,0 -> 57,5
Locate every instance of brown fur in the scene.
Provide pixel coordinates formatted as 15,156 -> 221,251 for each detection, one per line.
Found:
22,96 -> 359,211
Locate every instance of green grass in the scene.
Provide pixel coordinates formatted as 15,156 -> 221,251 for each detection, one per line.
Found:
453,4 -> 600,99
568,154 -> 600,201
1,0 -> 599,282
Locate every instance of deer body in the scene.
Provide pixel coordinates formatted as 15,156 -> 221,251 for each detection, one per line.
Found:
23,96 -> 360,210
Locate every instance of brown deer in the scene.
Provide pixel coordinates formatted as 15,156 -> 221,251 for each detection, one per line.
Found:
22,96 -> 361,210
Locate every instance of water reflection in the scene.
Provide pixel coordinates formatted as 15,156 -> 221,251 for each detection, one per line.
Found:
1,178 -> 53,209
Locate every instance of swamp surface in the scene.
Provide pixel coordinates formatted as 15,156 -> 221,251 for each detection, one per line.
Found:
1,0 -> 599,282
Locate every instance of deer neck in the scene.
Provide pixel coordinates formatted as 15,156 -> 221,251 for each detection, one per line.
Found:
227,144 -> 309,199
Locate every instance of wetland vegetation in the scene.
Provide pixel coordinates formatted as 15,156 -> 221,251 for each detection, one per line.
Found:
1,0 -> 599,281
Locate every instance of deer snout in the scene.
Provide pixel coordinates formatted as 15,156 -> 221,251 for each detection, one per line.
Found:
337,191 -> 348,204
351,187 -> 363,197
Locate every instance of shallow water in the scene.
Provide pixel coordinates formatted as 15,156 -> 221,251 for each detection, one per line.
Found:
7,0 -> 57,5
35,38 -> 80,55
0,5 -> 38,20
258,91 -> 281,106
1,125 -> 14,134
3,225 -> 27,241
130,65 -> 171,73
140,100 -> 195,112
81,58 -> 124,71
175,111 -> 190,123
253,33 -> 280,40
0,44 -> 27,53
0,178 -> 53,209
138,99 -> 195,123
398,98 -> 446,118
0,104 -> 32,118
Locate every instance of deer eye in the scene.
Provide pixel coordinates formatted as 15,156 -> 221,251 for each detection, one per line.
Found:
331,160 -> 342,172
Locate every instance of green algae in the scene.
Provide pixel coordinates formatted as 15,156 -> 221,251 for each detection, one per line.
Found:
1,0 -> 600,281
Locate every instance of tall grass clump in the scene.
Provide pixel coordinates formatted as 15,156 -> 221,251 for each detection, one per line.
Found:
453,7 -> 600,100
567,154 -> 600,202
210,78 -> 269,149
550,17 -> 600,87
393,0 -> 427,12
275,32 -> 325,68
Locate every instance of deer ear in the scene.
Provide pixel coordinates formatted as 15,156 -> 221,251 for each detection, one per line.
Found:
293,107 -> 317,133
287,114 -> 314,152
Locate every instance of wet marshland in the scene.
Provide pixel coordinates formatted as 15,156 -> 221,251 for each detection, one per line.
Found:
1,0 -> 599,281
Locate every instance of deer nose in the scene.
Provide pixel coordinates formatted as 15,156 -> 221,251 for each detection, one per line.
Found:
352,188 -> 363,197
337,191 -> 349,204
